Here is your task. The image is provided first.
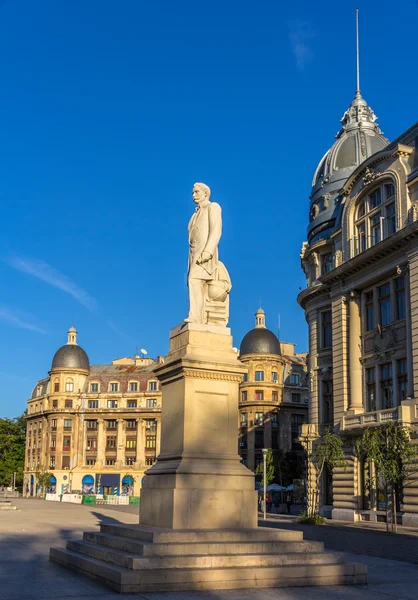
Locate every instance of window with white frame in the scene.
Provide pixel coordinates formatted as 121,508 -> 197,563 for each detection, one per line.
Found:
148,381 -> 157,391
129,382 -> 138,392
146,398 -> 157,408
65,380 -> 74,392
109,382 -> 119,393
90,383 -> 99,393
354,182 -> 396,256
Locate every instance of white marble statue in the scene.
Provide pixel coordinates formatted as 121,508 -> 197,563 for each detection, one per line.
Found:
185,182 -> 231,326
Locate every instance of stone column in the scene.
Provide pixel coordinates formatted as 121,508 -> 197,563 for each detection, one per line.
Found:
96,419 -> 104,466
155,418 -> 161,456
116,419 -> 126,467
306,311 -> 319,425
140,322 -> 256,530
247,411 -> 255,471
136,419 -> 145,467
404,266 -> 414,397
331,294 -> 349,423
348,293 -> 363,413
408,249 -> 418,396
332,444 -> 358,522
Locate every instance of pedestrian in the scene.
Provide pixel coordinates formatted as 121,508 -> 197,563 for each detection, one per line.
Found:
267,492 -> 273,513
286,492 -> 292,514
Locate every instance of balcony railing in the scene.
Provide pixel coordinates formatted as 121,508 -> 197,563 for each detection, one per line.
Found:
342,407 -> 399,430
62,446 -> 71,451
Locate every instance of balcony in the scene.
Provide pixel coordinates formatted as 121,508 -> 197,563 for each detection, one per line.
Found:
86,447 -> 97,453
342,407 -> 399,430
62,446 -> 71,452
49,446 -> 56,451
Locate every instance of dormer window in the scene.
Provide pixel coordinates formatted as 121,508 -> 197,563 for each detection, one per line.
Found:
148,381 -> 157,391
109,382 -> 119,393
90,383 -> 99,393
129,382 -> 138,392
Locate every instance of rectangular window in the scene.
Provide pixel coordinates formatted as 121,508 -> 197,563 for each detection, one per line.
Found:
321,310 -> 332,349
86,437 -> 97,450
87,420 -> 97,429
254,429 -> 264,449
90,383 -> 99,393
395,277 -> 405,320
129,382 -> 138,392
86,458 -> 96,466
51,419 -> 57,431
241,391 -> 247,402
145,456 -> 156,466
54,382 -> 60,392
126,419 -> 137,429
88,400 -> 99,409
243,373 -> 248,382
107,400 -> 118,409
106,420 -> 117,430
50,457 -> 55,469
272,391 -> 278,402
290,373 -> 300,385
65,399 -> 72,408
358,222 -> 366,253
110,383 -> 119,392
291,414 -> 304,447
369,188 -> 382,209
146,398 -> 157,408
380,363 -> 393,409
126,457 -> 136,465
52,399 -> 58,408
126,439 -> 137,449
146,436 -> 156,449
65,382 -> 74,392
292,393 -> 302,404
105,458 -> 116,466
271,371 -> 277,382
255,412 -> 264,426
370,213 -> 381,246
255,371 -> 264,381
63,419 -> 72,430
366,368 -> 376,412
50,438 -> 56,448
145,419 -> 156,432
397,359 -> 408,402
386,203 -> 396,236
378,283 -> 391,326
62,456 -> 70,469
321,253 -> 333,275
240,412 -> 248,427
365,291 -> 374,331
271,412 -> 278,427
255,390 -> 264,401
149,381 -> 157,391
321,380 -> 333,425
127,400 -> 137,408
106,436 -> 117,448
63,436 -> 71,449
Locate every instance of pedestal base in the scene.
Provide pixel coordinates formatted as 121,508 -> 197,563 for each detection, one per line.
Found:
50,523 -> 367,593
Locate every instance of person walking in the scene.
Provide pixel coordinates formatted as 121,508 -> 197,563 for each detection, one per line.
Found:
267,492 -> 273,513
286,492 -> 292,514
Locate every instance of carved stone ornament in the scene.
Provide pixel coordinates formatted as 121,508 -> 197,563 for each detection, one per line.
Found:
335,250 -> 343,267
362,167 -> 382,187
372,326 -> 397,353
412,203 -> 418,222
323,193 -> 331,209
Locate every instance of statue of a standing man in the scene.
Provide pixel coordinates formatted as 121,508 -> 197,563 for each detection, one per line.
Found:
186,182 -> 225,324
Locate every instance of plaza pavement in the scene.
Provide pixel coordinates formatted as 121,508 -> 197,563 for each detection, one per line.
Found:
1,499 -> 418,599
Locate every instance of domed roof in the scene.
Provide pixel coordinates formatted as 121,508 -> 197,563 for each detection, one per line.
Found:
51,327 -> 89,371
240,309 -> 281,356
308,90 -> 389,245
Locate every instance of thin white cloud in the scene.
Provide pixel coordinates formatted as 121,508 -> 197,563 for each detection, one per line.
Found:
0,306 -> 47,334
288,21 -> 315,69
4,256 -> 98,312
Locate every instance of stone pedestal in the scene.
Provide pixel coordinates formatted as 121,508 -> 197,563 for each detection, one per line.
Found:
139,322 -> 257,529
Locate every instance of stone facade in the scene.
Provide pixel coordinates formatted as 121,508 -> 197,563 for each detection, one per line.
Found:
238,310 -> 308,474
24,328 -> 163,497
299,95 -> 418,523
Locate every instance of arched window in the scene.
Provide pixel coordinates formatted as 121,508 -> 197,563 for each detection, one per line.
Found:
65,378 -> 74,392
354,181 -> 396,256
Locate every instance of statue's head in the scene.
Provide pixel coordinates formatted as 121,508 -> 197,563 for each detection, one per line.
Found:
192,182 -> 211,205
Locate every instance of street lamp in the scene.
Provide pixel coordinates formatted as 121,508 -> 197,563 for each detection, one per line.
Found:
262,448 -> 268,520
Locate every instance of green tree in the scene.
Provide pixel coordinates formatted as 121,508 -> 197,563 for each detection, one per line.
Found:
255,449 -> 275,487
355,422 -> 418,533
35,470 -> 52,496
0,414 -> 26,488
304,430 -> 347,518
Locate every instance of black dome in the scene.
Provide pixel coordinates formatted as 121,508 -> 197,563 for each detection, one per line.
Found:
51,345 -> 89,371
240,328 -> 281,356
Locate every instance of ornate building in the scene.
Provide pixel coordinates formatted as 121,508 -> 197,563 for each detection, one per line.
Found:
24,328 -> 163,497
238,309 -> 308,474
298,84 -> 418,524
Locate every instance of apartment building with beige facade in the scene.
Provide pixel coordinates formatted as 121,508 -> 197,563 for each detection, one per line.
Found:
24,327 -> 162,497
238,309 -> 308,473
298,86 -> 418,524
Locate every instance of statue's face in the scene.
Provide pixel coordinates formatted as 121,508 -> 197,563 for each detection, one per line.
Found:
192,185 -> 206,205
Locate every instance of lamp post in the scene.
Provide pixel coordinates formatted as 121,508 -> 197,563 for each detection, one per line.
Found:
262,448 -> 268,520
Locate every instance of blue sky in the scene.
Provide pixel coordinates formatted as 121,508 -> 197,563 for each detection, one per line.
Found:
0,0 -> 417,418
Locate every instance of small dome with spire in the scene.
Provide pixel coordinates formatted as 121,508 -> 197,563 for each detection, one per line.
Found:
51,327 -> 89,371
240,309 -> 281,356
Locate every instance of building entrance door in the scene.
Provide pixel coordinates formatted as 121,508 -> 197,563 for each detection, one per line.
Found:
103,486 -> 113,496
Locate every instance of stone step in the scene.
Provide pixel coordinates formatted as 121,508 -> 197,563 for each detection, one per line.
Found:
0,505 -> 16,510
84,531 -> 325,556
68,539 -> 343,570
100,524 -> 304,544
50,547 -> 367,594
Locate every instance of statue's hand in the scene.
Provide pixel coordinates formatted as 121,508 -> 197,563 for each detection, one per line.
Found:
197,251 -> 212,265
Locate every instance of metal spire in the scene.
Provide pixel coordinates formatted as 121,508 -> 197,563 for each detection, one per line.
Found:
356,8 -> 360,94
